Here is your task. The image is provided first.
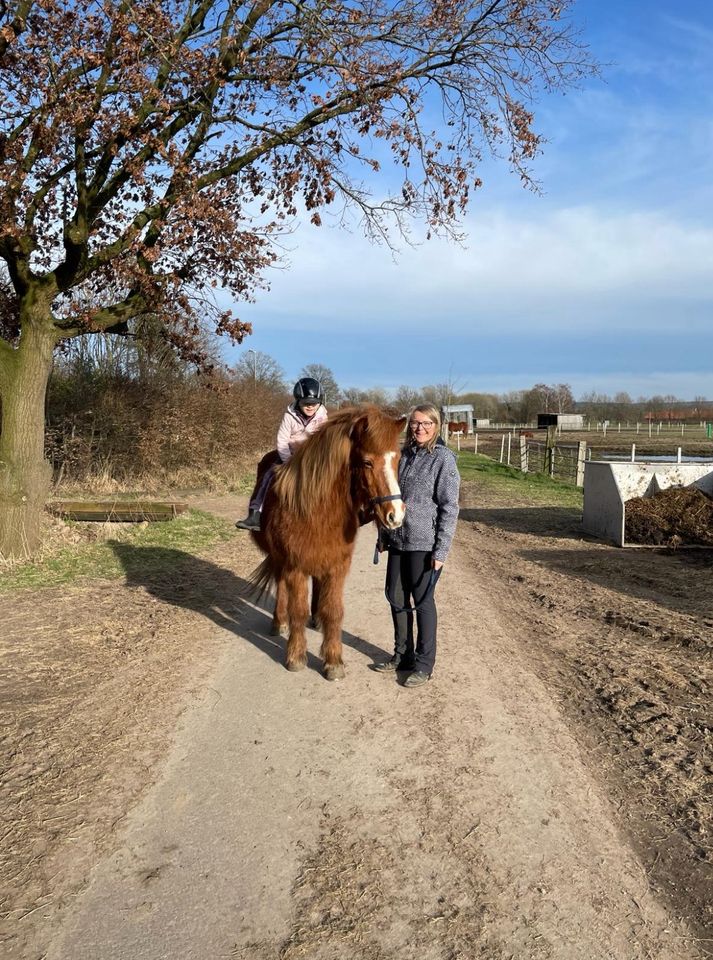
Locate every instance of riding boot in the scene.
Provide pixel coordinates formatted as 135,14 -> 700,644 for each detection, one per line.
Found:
235,509 -> 261,531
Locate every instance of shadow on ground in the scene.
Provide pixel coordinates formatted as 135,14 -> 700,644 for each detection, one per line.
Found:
520,546 -> 713,621
108,543 -> 386,673
459,506 -> 583,540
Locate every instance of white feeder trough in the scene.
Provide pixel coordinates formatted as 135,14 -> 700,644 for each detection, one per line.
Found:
582,461 -> 713,547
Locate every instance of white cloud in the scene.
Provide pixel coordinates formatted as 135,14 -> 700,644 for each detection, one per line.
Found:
237,206 -> 713,335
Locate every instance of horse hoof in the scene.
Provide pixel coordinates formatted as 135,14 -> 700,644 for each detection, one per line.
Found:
308,616 -> 320,630
324,664 -> 346,681
285,659 -> 306,672
270,622 -> 288,637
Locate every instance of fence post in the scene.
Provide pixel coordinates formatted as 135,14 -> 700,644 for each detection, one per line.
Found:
520,436 -> 528,473
546,425 -> 556,478
474,433 -> 478,454
631,443 -> 636,462
506,433 -> 512,465
499,434 -> 505,463
456,432 -> 461,451
575,441 -> 586,487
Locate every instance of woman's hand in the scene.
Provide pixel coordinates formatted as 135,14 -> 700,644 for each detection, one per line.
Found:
432,559 -> 443,571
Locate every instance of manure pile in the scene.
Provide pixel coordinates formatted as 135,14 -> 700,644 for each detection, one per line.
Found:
625,486 -> 713,546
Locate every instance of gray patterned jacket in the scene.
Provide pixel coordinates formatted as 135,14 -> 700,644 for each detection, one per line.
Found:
384,438 -> 460,562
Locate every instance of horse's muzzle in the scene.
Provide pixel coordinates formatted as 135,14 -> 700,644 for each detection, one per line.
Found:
370,493 -> 405,530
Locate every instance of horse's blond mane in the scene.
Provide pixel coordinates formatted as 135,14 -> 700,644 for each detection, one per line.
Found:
273,406 -> 402,517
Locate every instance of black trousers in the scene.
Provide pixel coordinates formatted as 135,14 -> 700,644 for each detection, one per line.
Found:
385,549 -> 439,674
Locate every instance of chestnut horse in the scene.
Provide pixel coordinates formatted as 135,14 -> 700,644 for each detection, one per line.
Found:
250,406 -> 406,680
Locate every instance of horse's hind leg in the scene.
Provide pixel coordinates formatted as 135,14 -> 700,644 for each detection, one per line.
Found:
271,577 -> 288,637
318,567 -> 347,681
285,569 -> 309,672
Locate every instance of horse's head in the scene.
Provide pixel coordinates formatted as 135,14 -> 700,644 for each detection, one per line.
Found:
350,407 -> 407,530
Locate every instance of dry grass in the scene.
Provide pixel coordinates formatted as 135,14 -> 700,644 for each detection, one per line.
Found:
56,463 -> 257,498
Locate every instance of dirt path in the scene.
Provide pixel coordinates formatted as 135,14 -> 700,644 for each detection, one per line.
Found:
34,499 -> 706,960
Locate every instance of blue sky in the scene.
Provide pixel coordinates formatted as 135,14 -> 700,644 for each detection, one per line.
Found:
224,1 -> 713,400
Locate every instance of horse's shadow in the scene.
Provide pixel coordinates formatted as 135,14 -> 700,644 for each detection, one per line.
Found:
108,542 -> 387,674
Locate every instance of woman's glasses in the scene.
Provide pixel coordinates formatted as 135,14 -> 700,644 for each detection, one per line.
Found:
410,421 -> 434,430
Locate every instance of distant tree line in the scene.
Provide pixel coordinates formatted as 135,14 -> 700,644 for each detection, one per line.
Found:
42,340 -> 711,490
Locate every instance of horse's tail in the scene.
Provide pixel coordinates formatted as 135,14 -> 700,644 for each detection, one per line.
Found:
247,555 -> 276,600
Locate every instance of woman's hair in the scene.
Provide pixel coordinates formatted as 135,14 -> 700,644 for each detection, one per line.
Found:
405,403 -> 441,452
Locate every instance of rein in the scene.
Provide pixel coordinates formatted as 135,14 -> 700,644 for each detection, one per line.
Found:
369,493 -> 404,505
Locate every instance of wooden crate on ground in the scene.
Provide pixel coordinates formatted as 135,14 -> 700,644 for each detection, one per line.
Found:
47,501 -> 188,522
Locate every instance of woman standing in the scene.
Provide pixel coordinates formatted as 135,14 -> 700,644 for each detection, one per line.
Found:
374,404 -> 460,687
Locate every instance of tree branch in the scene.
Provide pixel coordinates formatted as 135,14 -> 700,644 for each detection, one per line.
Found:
0,0 -> 34,60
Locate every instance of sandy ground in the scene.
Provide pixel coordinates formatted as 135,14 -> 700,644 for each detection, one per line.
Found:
1,491 -> 711,960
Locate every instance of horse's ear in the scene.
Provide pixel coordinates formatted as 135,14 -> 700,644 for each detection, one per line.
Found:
396,415 -> 407,432
349,413 -> 369,440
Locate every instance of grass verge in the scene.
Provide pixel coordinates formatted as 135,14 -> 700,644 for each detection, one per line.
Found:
0,509 -> 236,593
455,451 -> 583,508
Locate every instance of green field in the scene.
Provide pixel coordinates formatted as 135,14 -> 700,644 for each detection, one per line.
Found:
455,451 -> 583,508
0,509 -> 236,592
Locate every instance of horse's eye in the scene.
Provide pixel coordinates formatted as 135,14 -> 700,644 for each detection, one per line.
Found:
362,459 -> 373,469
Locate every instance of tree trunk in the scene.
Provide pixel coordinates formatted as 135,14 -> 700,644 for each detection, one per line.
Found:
0,322 -> 55,559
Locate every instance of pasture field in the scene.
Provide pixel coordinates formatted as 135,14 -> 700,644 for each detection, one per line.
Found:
454,451 -> 583,505
465,424 -> 713,463
0,470 -> 710,959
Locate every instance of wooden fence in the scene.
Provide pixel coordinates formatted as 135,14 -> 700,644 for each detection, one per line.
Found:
520,437 -> 587,486
453,429 -> 587,486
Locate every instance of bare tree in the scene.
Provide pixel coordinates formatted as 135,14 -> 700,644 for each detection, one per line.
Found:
232,350 -> 286,392
553,383 -> 575,413
393,385 -> 423,413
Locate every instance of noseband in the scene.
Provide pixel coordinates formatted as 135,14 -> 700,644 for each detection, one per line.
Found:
370,494 -> 404,506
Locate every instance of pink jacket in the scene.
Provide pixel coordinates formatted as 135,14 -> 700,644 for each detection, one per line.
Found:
276,403 -> 328,462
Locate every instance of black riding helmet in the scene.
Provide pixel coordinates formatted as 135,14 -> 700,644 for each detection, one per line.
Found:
293,377 -> 325,407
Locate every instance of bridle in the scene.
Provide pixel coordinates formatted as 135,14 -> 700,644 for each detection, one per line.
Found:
369,493 -> 404,506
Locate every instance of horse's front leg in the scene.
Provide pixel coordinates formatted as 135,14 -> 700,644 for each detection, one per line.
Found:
270,576 -> 288,637
284,569 -> 309,672
318,566 -> 348,681
308,577 -> 321,630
